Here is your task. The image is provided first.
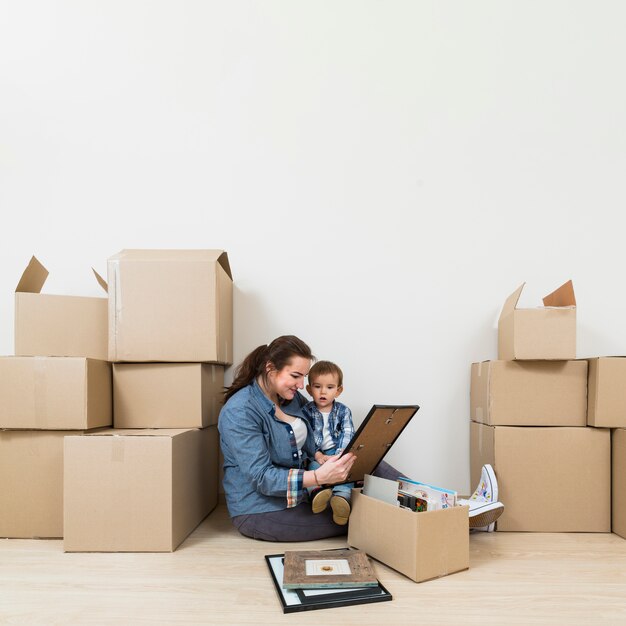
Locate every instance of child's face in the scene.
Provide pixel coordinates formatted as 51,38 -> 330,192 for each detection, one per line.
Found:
306,373 -> 343,412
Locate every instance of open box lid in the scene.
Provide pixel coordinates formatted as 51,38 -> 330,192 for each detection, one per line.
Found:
15,255 -> 107,295
542,280 -> 576,308
338,404 -> 420,484
15,256 -> 49,293
499,279 -> 576,320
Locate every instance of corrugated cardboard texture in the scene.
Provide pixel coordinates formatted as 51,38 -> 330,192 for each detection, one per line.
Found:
15,255 -> 49,293
172,427 -> 219,548
14,256 -> 108,360
613,429 -> 626,539
471,423 -> 610,532
587,358 -> 626,428
113,363 -> 224,428
15,293 -> 108,360
0,357 -> 112,430
107,249 -> 233,364
64,427 -> 218,552
0,430 -> 85,538
348,490 -> 469,582
470,360 -> 587,426
470,421 -> 495,490
498,282 -> 576,361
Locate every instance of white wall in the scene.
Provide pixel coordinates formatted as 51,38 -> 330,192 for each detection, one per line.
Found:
1,1 -> 625,492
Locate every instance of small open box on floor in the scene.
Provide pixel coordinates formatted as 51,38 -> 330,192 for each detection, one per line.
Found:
347,489 -> 469,583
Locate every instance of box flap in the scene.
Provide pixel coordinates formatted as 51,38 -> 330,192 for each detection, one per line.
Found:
542,280 -> 576,307
215,251 -> 232,280
108,249 -> 231,278
91,268 -> 108,293
15,256 -> 49,294
499,283 -> 525,319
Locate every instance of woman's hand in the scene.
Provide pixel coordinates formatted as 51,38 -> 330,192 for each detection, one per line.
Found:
315,452 -> 356,485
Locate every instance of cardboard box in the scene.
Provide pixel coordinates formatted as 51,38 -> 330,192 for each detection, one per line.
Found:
64,426 -> 218,552
587,358 -> 626,428
498,280 -> 576,360
113,363 -> 224,428
15,256 -> 108,360
347,489 -> 469,583
470,360 -> 587,426
613,428 -> 626,539
0,430 -> 89,538
470,422 -> 610,532
0,357 -> 112,430
107,249 -> 233,364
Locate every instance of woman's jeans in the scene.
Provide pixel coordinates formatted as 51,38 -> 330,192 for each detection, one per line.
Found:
231,460 -> 402,542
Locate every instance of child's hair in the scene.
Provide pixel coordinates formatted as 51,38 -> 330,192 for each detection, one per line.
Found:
308,360 -> 343,387
224,335 -> 314,402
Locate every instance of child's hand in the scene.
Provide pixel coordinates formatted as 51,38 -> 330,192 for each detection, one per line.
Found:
315,452 -> 332,464
317,453 -> 356,485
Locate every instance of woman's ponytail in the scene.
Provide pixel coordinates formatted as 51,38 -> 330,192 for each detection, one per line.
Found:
224,344 -> 268,402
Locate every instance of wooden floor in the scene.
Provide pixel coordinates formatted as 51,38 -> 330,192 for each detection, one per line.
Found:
1,506 -> 626,625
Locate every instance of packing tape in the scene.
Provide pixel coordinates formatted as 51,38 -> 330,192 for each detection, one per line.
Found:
111,260 -> 122,359
111,437 -> 125,462
477,361 -> 482,377
34,357 -> 48,428
475,407 -> 483,421
212,396 -> 217,420
211,365 -> 216,384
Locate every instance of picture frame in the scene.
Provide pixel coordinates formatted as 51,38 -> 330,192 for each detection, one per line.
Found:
282,549 -> 378,589
264,553 -> 392,613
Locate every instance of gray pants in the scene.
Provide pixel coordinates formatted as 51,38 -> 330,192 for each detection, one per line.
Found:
231,461 -> 402,542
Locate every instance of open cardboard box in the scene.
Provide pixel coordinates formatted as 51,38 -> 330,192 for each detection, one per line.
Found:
107,249 -> 233,364
14,256 -> 108,360
498,280 -> 576,360
347,488 -> 469,583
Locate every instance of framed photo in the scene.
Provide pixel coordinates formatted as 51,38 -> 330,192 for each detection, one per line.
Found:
283,549 -> 377,589
265,553 -> 392,614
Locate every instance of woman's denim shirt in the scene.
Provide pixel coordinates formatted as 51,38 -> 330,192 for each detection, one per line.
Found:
218,380 -> 316,518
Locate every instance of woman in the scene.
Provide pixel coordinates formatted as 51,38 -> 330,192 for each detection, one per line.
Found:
218,335 -> 357,541
219,335 -> 504,541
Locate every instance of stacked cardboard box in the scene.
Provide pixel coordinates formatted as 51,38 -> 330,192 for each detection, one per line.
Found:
587,357 -> 626,539
470,281 -> 611,532
0,256 -> 112,539
63,250 -> 231,552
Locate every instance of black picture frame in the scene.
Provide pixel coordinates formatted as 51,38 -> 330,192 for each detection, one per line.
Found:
264,554 -> 392,613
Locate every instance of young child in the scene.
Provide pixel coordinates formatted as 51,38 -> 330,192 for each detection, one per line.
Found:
303,360 -> 355,525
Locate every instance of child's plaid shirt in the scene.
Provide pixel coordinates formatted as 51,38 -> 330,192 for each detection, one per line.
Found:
303,400 -> 355,453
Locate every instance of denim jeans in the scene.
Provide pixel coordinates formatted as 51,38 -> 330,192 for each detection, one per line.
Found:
231,460 -> 403,542
307,447 -> 353,501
